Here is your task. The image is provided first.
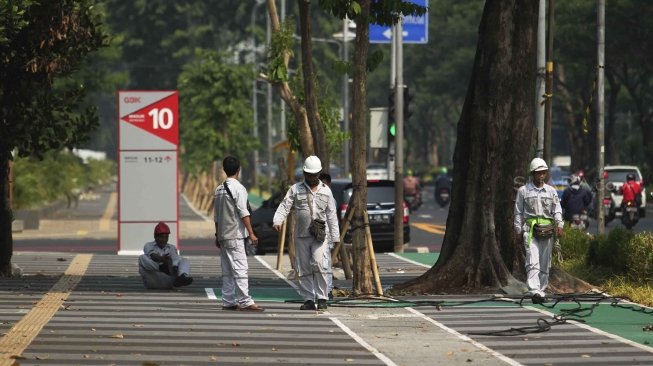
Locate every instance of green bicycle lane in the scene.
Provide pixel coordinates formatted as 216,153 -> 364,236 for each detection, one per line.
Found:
395,252 -> 653,348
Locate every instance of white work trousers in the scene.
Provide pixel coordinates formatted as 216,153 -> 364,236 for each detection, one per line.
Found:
220,239 -> 254,308
294,236 -> 330,302
138,255 -> 190,290
523,233 -> 553,296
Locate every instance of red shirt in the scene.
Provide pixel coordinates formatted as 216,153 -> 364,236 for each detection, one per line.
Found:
620,180 -> 642,203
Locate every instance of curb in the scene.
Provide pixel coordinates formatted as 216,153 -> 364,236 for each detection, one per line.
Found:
404,246 -> 430,253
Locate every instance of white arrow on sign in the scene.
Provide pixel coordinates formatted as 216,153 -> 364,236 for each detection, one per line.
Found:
382,28 -> 409,39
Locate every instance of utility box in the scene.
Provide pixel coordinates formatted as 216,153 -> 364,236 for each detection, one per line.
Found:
370,107 -> 388,149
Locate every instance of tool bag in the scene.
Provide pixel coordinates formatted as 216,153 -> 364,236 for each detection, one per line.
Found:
533,223 -> 555,239
307,192 -> 327,242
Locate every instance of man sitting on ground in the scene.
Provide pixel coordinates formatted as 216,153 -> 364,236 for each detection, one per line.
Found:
138,222 -> 193,289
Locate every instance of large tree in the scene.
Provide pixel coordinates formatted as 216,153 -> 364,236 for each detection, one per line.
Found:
0,0 -> 106,276
396,0 -> 538,292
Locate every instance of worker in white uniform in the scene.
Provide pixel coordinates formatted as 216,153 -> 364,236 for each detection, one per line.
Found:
513,157 -> 564,304
319,172 -> 336,299
214,155 -> 264,312
273,156 -> 340,310
138,222 -> 193,289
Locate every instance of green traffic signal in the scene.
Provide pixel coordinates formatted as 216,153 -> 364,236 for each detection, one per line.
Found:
389,122 -> 396,137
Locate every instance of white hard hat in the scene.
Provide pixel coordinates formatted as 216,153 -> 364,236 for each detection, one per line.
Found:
303,155 -> 322,174
529,157 -> 549,172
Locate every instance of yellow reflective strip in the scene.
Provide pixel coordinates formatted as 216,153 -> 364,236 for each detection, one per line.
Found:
0,254 -> 92,364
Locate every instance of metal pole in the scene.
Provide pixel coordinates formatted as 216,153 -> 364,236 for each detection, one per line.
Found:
343,18 -> 350,178
387,25 -> 397,178
394,20 -> 404,253
544,0 -> 554,164
597,0 -> 605,234
535,0 -> 546,159
266,14 -> 273,194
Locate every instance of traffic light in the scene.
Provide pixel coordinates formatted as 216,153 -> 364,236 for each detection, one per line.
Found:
388,87 -> 396,144
403,86 -> 414,121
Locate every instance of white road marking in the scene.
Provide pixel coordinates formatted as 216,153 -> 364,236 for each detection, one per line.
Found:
330,317 -> 398,366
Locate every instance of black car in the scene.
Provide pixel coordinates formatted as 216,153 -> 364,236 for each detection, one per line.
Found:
250,179 -> 410,254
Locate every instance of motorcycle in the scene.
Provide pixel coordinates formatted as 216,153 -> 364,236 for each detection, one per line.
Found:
570,211 -> 590,231
404,191 -> 422,211
435,187 -> 451,208
621,200 -> 639,230
603,196 -> 616,224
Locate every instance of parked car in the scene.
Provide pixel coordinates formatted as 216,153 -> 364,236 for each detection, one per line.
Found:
250,179 -> 410,254
604,165 -> 647,218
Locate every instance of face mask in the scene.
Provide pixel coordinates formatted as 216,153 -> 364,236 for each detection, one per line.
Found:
306,176 -> 320,187
571,184 -> 580,190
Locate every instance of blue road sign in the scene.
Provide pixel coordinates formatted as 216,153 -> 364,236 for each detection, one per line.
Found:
370,0 -> 428,44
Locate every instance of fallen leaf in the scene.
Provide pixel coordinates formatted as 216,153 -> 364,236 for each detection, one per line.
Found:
271,347 -> 277,351
581,355 -> 591,358
110,334 -> 124,339
91,328 -> 96,331
84,354 -> 90,359
447,351 -> 454,356
10,355 -> 26,359
209,355 -> 218,361
35,355 -> 50,360
232,342 -> 240,347
345,358 -> 354,362
133,324 -> 145,328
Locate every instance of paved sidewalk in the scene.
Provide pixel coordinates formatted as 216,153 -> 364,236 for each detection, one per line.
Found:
2,251 -> 653,366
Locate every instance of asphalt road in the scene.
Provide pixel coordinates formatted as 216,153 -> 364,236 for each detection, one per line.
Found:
12,183 -> 652,255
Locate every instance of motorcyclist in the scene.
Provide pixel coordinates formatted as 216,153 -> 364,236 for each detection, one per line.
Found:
620,173 -> 643,208
434,168 -> 452,203
560,174 -> 592,225
403,169 -> 422,209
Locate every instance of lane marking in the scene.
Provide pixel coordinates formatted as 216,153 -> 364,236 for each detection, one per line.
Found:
387,252 -> 432,268
528,305 -> 653,353
330,317 -> 398,366
405,308 -> 523,366
411,222 -> 445,234
254,255 -> 300,291
0,254 -> 92,364
99,192 -> 117,231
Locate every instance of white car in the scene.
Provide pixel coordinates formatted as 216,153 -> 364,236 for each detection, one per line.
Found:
604,165 -> 647,217
366,163 -> 390,180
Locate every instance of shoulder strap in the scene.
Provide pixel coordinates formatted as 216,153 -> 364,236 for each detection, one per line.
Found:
224,180 -> 252,212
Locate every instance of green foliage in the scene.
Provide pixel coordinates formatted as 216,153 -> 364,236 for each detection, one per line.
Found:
626,232 -> 653,283
13,151 -> 115,209
268,18 -> 295,83
178,50 -> 258,172
559,226 -> 592,262
284,68 -> 348,158
0,0 -> 107,157
587,228 -> 634,273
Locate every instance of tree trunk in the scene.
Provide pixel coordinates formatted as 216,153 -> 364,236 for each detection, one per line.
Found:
266,0 -> 314,159
350,0 -> 372,294
396,0 -> 537,293
297,0 -> 328,168
0,151 -> 13,277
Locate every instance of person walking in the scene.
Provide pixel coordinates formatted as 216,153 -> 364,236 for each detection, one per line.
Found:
560,174 -> 593,224
214,156 -> 264,312
273,156 -> 340,310
514,158 -> 564,304
138,222 -> 193,289
319,172 -> 336,300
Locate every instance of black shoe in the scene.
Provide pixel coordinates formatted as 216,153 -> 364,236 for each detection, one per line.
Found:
174,274 -> 193,287
300,300 -> 316,310
317,299 -> 328,310
222,305 -> 238,311
531,293 -> 546,304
